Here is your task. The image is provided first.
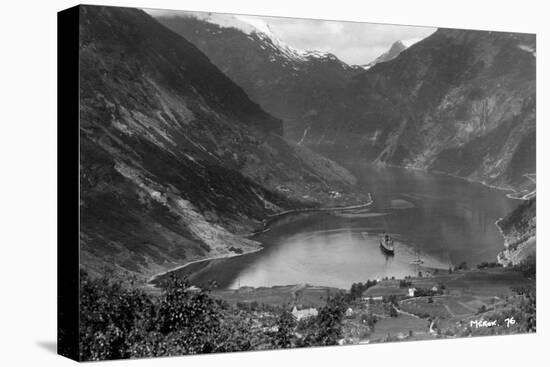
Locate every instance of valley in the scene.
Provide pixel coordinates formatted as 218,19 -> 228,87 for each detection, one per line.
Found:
79,6 -> 536,288
158,14 -> 535,192
73,5 -> 536,360
79,6 -> 369,282
152,162 -> 520,290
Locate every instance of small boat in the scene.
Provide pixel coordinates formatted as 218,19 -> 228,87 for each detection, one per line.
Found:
379,234 -> 395,254
410,249 -> 424,265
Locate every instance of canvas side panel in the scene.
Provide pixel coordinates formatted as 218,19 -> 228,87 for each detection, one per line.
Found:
57,5 -> 80,362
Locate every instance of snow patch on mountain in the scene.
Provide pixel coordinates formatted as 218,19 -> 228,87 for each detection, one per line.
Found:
358,39 -> 417,69
179,12 -> 343,64
518,44 -> 536,57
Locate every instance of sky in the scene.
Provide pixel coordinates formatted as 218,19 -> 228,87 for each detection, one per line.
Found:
145,9 -> 436,65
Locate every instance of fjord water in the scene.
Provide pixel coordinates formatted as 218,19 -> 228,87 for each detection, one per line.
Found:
172,164 -> 518,289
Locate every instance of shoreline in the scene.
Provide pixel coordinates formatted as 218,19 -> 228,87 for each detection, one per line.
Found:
148,194 -> 374,287
369,162 -> 534,266
245,193 -> 374,237
148,165 -> 533,289
267,192 -> 373,219
429,168 -> 535,201
147,246 -> 265,286
372,161 -> 534,201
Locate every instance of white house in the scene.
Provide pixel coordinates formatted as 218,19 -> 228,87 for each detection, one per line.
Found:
361,295 -> 383,303
186,285 -> 201,293
408,287 -> 417,297
291,306 -> 318,321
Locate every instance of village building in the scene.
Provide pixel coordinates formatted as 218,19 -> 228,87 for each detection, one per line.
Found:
291,306 -> 318,321
186,285 -> 201,293
360,295 -> 383,303
361,280 -> 409,299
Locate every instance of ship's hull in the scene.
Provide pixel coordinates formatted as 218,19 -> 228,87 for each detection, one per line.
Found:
379,241 -> 395,254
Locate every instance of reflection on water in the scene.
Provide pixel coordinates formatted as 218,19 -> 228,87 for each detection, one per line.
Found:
224,229 -> 452,289
168,164 -> 518,290
380,246 -> 394,265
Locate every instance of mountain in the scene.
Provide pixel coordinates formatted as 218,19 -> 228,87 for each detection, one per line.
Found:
362,29 -> 536,190
79,6 -> 364,280
158,16 -> 535,191
361,40 -> 408,69
497,197 -> 536,266
154,14 -> 365,143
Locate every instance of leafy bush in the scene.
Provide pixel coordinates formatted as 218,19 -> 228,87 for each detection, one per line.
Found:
297,296 -> 346,347
477,261 -> 502,269
349,280 -> 378,299
79,271 -> 350,360
413,288 -> 441,297
79,272 -> 261,360
455,261 -> 468,270
477,305 -> 487,314
79,271 -> 155,360
274,311 -> 296,348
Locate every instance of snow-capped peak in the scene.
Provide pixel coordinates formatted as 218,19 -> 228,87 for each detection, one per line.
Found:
233,15 -> 276,38
358,38 -> 421,69
181,12 -> 340,64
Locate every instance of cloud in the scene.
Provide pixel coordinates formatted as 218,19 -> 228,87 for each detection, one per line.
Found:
401,37 -> 423,48
260,16 -> 436,64
144,8 -> 436,65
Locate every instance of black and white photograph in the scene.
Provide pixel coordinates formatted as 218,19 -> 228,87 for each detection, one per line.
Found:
56,4 -> 538,361
2,1 -> 547,366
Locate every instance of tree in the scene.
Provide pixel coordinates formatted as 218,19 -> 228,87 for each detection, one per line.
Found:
79,270 -> 155,360
275,311 -> 297,348
349,282 -> 362,299
298,296 -> 346,347
317,296 -> 345,345
79,271 -> 262,360
155,275 -> 223,354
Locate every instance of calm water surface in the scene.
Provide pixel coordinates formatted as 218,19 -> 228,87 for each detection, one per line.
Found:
167,164 -> 518,289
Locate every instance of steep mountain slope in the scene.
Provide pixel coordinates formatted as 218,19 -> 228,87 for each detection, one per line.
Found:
497,197 -> 536,266
159,16 -> 535,190
155,14 -> 365,142
79,6 -> 363,280
361,40 -> 408,69
362,29 -> 536,189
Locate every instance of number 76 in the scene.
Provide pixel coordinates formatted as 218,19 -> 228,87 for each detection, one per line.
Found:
505,317 -> 516,327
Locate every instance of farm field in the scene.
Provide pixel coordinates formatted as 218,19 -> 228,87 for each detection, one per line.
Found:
369,314 -> 430,341
212,284 -> 342,308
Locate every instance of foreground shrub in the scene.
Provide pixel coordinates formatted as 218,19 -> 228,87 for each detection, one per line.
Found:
79,272 -> 260,360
